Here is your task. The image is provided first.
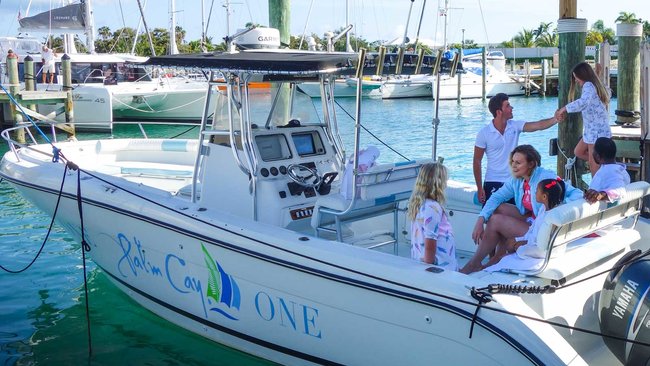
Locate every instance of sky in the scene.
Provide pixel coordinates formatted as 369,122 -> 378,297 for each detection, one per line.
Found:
1,0 -> 647,47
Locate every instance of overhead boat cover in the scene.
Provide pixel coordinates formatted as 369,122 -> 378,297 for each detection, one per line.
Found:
144,51 -> 357,79
19,3 -> 87,31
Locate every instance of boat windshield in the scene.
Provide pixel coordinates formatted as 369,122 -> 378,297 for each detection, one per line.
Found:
211,82 -> 321,132
68,63 -> 152,84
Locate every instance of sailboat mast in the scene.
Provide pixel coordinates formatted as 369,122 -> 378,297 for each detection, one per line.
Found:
345,0 -> 351,52
399,0 -> 415,49
169,0 -> 179,55
224,0 -> 231,38
84,0 -> 96,53
136,0 -> 156,56
442,0 -> 449,51
201,0 -> 207,51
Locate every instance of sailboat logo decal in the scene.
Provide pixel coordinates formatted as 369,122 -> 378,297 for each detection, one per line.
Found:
201,244 -> 241,320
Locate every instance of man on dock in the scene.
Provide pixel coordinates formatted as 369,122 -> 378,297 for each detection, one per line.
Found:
474,93 -> 563,205
41,45 -> 56,84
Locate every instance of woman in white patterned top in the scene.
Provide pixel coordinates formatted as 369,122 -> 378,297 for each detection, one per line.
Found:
557,62 -> 611,176
407,163 -> 458,271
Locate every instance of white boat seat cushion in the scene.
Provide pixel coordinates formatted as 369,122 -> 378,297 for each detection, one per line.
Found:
508,181 -> 650,279
311,159 -> 432,230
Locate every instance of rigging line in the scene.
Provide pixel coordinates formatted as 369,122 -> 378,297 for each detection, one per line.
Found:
0,84 -> 53,146
57,163 -> 650,347
477,0 -> 490,46
333,99 -> 410,161
205,0 -> 216,43
72,163 -> 93,357
244,0 -> 253,25
555,255 -> 650,291
298,0 -> 315,50
108,0 -> 129,53
0,165 -> 69,274
169,124 -> 200,139
413,0 -> 427,50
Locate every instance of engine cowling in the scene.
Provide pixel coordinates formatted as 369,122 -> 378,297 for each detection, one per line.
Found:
598,250 -> 650,365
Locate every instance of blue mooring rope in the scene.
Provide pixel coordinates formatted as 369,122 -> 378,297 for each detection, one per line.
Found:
0,83 -> 60,160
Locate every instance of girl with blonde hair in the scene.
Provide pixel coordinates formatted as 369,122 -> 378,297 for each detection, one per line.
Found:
407,163 -> 458,270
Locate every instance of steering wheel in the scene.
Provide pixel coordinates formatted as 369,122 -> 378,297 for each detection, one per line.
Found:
287,164 -> 322,188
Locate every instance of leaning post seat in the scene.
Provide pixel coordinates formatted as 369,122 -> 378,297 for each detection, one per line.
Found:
311,159 -> 432,250
511,181 -> 650,279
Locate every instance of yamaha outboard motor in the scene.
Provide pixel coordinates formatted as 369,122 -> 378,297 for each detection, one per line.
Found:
599,250 -> 650,365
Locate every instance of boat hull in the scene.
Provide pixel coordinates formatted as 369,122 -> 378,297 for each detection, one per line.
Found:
0,151 -> 566,365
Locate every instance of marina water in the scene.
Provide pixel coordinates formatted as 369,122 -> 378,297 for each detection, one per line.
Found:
0,95 -> 618,365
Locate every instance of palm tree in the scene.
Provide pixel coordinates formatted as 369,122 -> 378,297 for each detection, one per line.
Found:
615,12 -> 641,24
532,22 -> 552,39
585,30 -> 605,46
535,33 -> 558,47
98,26 -> 112,40
591,20 -> 615,44
513,29 -> 535,48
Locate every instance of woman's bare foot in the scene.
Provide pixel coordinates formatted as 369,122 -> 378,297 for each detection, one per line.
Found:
459,262 -> 483,274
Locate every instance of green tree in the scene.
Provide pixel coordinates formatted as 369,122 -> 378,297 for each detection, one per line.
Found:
643,20 -> 650,39
512,28 -> 535,47
590,20 -> 615,44
616,12 -> 641,24
535,32 -> 558,47
531,22 -> 558,47
586,30 -> 605,46
532,22 -> 552,39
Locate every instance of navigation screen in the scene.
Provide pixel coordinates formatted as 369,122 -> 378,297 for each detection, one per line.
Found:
256,134 -> 290,161
292,134 -> 316,156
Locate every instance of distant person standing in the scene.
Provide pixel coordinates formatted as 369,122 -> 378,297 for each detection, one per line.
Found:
41,45 -> 56,84
556,62 -> 611,176
473,93 -> 564,205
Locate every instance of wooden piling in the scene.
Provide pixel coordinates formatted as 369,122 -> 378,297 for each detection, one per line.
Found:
557,17 -> 587,186
596,42 -> 611,93
395,47 -> 405,75
23,56 -> 37,112
481,47 -> 486,99
61,54 -> 75,137
615,22 -> 642,126
268,0 -> 290,47
524,59 -> 531,97
6,50 -> 25,144
376,46 -> 386,76
414,48 -> 425,75
541,59 -> 547,96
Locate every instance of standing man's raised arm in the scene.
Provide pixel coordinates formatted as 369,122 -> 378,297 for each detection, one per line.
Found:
522,115 -> 560,132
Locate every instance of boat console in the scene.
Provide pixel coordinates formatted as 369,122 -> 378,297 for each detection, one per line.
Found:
201,123 -> 342,231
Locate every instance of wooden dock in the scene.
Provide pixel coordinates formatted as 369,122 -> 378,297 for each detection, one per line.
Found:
1,51 -> 75,141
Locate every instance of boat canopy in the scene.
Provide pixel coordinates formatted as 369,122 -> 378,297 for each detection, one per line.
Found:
144,50 -> 356,79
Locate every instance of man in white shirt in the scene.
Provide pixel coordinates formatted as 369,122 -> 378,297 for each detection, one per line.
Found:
474,93 -> 563,205
584,137 -> 630,203
41,45 -> 56,84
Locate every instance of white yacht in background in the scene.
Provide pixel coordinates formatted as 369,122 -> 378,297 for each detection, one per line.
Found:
3,1 -> 213,130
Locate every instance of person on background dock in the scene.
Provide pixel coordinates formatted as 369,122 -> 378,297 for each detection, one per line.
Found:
40,45 -> 56,84
473,93 -> 564,205
557,62 -> 611,177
